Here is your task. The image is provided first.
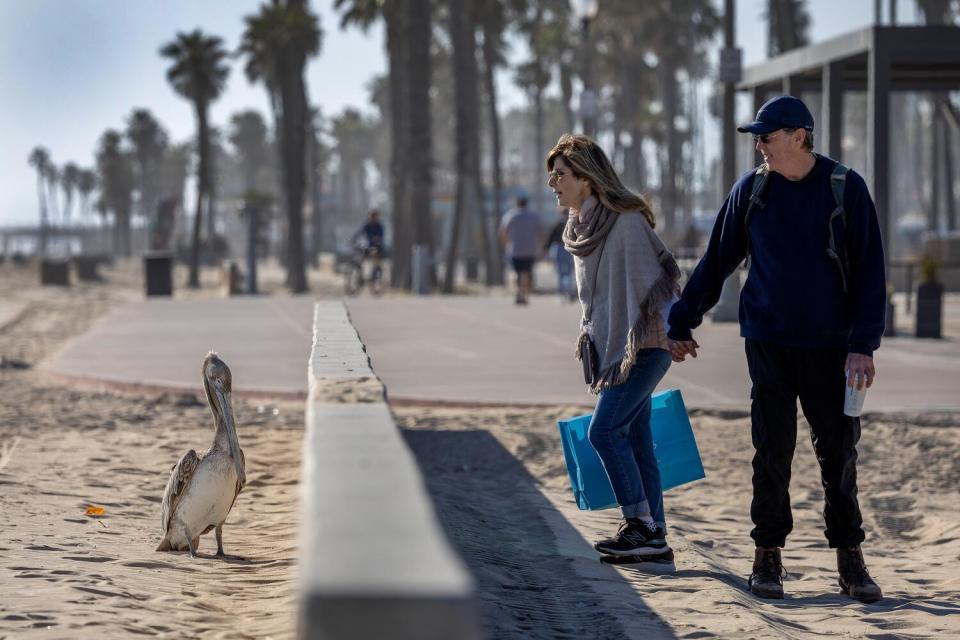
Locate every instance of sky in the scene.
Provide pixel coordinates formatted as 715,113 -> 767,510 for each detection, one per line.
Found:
0,0 -> 922,226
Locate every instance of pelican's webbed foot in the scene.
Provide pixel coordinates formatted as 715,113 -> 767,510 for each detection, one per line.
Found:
215,524 -> 247,562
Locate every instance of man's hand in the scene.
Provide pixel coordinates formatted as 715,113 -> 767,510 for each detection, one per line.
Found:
668,338 -> 700,363
844,353 -> 876,389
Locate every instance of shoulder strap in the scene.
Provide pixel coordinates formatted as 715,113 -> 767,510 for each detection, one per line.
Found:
743,163 -> 770,254
826,161 -> 851,293
830,162 -> 849,221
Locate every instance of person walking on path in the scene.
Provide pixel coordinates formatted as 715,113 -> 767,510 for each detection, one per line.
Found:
499,196 -> 542,305
544,206 -> 576,301
667,96 -> 886,603
548,133 -> 681,560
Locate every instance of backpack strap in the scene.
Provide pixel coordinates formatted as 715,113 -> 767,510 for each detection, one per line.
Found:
743,163 -> 770,254
826,162 -> 850,293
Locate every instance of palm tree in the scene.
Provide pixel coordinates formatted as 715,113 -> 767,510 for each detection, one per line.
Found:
331,108 -> 373,223
126,108 -> 169,224
61,162 -> 80,236
444,0 -> 492,292
767,0 -> 810,57
230,109 -> 272,291
230,110 -> 270,193
76,169 -> 98,223
336,0 -> 436,290
593,1 -> 658,189
307,108 -> 330,267
405,0 -> 435,290
158,143 -> 192,212
240,0 -> 321,294
45,163 -> 61,228
28,147 -> 51,255
335,0 -> 410,286
160,29 -> 230,288
479,0 -> 508,285
95,130 -> 135,256
513,1 -> 558,220
650,0 -> 719,232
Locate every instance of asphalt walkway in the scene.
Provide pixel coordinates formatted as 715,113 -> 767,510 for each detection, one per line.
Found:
43,294 -> 960,413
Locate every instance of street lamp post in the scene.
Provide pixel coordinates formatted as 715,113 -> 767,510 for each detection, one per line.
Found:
571,0 -> 599,138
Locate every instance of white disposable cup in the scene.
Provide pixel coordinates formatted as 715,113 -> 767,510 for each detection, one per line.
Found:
843,370 -> 867,417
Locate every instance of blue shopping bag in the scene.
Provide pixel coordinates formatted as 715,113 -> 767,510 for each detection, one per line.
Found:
556,388 -> 705,511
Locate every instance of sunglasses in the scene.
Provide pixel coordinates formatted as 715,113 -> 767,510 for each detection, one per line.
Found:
752,131 -> 784,144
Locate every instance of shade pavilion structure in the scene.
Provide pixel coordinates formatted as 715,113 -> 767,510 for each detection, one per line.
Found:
736,25 -> 960,266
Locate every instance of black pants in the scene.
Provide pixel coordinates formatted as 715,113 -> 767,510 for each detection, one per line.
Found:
744,339 -> 865,549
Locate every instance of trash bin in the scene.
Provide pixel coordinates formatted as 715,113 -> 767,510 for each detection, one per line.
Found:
40,259 -> 70,286
73,255 -> 102,282
143,252 -> 173,297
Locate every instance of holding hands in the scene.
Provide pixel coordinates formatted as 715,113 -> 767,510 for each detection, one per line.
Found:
668,338 -> 700,363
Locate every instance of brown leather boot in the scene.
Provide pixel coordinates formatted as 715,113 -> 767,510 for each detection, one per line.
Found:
749,547 -> 785,599
837,546 -> 883,603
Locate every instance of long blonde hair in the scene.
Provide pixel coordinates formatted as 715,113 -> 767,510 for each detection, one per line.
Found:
546,133 -> 656,228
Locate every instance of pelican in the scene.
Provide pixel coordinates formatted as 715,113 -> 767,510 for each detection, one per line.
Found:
156,352 -> 246,558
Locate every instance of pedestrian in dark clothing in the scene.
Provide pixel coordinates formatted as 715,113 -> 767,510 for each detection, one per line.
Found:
667,96 -> 885,603
544,207 -> 575,300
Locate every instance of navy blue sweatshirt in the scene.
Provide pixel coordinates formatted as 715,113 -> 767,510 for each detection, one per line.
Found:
667,154 -> 886,357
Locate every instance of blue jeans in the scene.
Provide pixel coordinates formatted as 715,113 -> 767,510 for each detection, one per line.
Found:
588,348 -> 672,526
552,244 -> 574,296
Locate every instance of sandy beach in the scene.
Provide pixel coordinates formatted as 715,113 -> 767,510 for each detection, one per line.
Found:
1,259 -> 959,639
397,405 -> 960,639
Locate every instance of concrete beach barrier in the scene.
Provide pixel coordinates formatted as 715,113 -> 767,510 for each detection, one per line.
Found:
299,301 -> 479,640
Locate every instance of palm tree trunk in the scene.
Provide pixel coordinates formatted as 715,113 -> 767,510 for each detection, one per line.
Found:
384,1 -> 411,289
247,206 -> 259,294
481,12 -> 505,285
659,58 -> 680,232
280,46 -> 308,293
206,155 -> 217,241
47,181 -> 60,229
310,155 -> 323,268
120,205 -> 132,257
444,0 -> 473,293
406,0 -> 435,289
189,102 -> 208,288
36,173 -> 48,256
282,92 -> 307,292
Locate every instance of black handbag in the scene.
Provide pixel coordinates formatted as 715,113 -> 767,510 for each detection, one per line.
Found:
580,334 -> 599,385
579,235 -> 608,386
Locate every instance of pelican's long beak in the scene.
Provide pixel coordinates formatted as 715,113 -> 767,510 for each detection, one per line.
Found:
215,387 -> 245,485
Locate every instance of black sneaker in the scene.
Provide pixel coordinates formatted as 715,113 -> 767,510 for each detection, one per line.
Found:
594,519 -> 669,557
600,547 -> 675,569
748,547 -> 785,599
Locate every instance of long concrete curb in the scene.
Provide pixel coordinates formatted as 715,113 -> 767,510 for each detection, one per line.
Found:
298,301 -> 479,640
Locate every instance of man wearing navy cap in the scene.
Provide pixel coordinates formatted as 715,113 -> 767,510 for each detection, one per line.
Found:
667,96 -> 886,603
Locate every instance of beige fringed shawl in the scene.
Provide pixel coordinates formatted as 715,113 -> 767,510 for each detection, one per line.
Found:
564,195 -> 681,394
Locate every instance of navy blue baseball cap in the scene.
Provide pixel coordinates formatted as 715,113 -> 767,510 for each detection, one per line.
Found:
737,95 -> 814,135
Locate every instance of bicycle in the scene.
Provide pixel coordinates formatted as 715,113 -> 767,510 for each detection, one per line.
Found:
343,241 -> 384,296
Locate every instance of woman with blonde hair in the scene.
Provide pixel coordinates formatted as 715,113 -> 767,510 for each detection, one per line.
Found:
547,133 -> 681,560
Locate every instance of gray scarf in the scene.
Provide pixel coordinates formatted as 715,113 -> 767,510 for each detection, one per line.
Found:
565,195 -> 681,393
